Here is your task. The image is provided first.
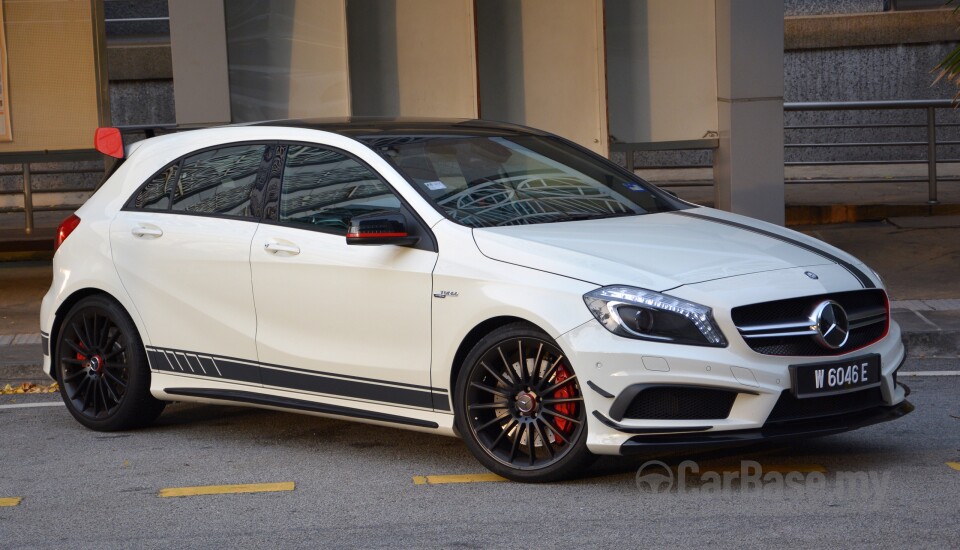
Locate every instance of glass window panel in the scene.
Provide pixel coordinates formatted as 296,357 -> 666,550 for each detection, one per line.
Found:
172,144 -> 266,217
134,163 -> 177,210
368,135 -> 678,228
279,145 -> 401,235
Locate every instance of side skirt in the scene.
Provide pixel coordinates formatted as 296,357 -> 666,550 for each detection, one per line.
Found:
165,388 -> 440,429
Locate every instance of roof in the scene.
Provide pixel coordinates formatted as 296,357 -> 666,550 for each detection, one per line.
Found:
246,117 -> 549,138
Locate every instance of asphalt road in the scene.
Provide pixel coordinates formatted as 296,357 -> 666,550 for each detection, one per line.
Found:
1,363 -> 958,549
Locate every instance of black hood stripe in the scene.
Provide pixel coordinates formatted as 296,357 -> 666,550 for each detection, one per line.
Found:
669,210 -> 875,289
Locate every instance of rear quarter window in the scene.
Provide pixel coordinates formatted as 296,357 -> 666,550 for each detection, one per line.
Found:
133,164 -> 178,210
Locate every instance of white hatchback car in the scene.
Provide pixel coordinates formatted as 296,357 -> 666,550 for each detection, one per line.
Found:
41,120 -> 912,482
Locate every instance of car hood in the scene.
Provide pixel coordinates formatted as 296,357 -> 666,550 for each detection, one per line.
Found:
472,207 -> 869,291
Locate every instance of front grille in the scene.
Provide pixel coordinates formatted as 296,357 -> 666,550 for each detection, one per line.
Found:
732,289 -> 888,356
766,387 -> 884,424
622,387 -> 737,420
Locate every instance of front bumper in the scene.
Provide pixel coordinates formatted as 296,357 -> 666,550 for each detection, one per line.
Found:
557,317 -> 909,456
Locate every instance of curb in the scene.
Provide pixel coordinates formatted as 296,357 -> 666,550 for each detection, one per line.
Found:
903,330 -> 960,360
0,363 -> 51,385
786,203 -> 960,226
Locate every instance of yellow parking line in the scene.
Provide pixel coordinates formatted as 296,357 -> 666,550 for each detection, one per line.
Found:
412,473 -> 507,485
947,462 -> 960,472
698,463 -> 827,474
158,482 -> 295,498
0,497 -> 22,507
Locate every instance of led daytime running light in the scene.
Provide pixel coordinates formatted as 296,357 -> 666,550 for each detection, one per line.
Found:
583,286 -> 727,346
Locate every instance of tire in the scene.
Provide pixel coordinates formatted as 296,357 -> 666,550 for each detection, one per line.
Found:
55,295 -> 165,431
454,323 -> 594,482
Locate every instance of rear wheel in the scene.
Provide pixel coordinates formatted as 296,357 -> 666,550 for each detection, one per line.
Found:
454,323 -> 593,482
56,295 -> 165,431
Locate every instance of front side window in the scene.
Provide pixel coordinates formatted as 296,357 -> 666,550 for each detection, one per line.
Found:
278,145 -> 402,235
366,135 -> 680,228
171,144 -> 266,217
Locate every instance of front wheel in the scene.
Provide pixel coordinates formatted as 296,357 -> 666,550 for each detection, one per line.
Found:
55,295 -> 165,431
454,323 -> 594,482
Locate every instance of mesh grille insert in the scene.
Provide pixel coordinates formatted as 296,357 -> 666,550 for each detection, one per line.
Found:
622,387 -> 737,420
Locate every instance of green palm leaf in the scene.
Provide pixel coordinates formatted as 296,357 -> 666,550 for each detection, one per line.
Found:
934,0 -> 960,96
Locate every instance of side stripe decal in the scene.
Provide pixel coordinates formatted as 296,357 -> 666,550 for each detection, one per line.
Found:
260,365 -> 435,409
669,210 -> 876,289
148,348 -> 261,385
146,347 -> 450,412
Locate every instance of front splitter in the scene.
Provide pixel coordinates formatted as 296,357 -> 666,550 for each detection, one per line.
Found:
619,399 -> 914,454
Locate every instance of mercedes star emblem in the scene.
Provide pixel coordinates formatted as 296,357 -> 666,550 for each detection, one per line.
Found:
810,300 -> 849,349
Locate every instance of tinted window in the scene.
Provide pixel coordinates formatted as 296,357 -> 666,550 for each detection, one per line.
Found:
172,144 -> 266,217
134,163 -> 178,210
279,145 -> 401,235
367,135 -> 679,228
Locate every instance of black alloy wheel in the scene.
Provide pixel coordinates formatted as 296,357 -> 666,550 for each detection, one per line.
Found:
455,323 -> 594,482
56,295 -> 164,431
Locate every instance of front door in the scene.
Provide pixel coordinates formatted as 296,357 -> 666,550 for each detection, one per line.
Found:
250,144 -> 438,410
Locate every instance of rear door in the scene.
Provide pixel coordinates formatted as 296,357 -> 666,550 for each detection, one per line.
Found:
110,142 -> 279,387
249,143 -> 440,410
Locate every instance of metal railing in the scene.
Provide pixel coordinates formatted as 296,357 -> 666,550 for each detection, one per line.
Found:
0,125 -> 178,234
784,99 -> 958,204
616,99 -> 957,204
0,151 -> 103,234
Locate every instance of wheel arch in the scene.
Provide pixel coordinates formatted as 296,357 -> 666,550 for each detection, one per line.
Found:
50,288 -> 133,376
448,315 -> 546,394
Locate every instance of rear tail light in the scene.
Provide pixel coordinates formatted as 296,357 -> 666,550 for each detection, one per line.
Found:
54,214 -> 81,251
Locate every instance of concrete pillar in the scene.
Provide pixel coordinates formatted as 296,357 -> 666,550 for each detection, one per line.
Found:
714,0 -> 785,225
348,0 -> 477,118
226,0 -> 351,121
605,0 -> 718,144
168,0 -> 231,125
477,0 -> 608,155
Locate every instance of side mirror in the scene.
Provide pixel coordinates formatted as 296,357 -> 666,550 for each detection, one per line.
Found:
346,212 -> 421,247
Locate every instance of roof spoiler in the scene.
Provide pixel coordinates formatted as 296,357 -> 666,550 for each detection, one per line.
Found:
94,127 -> 124,159
95,123 -> 190,159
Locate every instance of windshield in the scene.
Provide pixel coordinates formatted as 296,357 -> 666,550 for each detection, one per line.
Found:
363,135 -> 681,228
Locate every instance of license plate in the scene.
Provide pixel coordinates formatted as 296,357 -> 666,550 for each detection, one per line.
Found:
789,354 -> 882,399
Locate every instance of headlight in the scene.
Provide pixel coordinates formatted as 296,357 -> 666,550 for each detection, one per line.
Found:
583,286 -> 727,347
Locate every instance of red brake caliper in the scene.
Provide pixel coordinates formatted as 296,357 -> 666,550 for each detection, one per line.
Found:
550,365 -> 576,443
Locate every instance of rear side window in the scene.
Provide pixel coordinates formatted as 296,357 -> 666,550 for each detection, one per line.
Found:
133,164 -> 178,210
278,145 -> 402,235
171,144 -> 267,217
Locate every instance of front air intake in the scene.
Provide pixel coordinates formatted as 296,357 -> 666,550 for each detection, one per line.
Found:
619,387 -> 738,420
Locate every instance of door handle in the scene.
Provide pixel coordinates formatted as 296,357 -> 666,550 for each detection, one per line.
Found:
264,242 -> 300,256
131,225 -> 163,238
